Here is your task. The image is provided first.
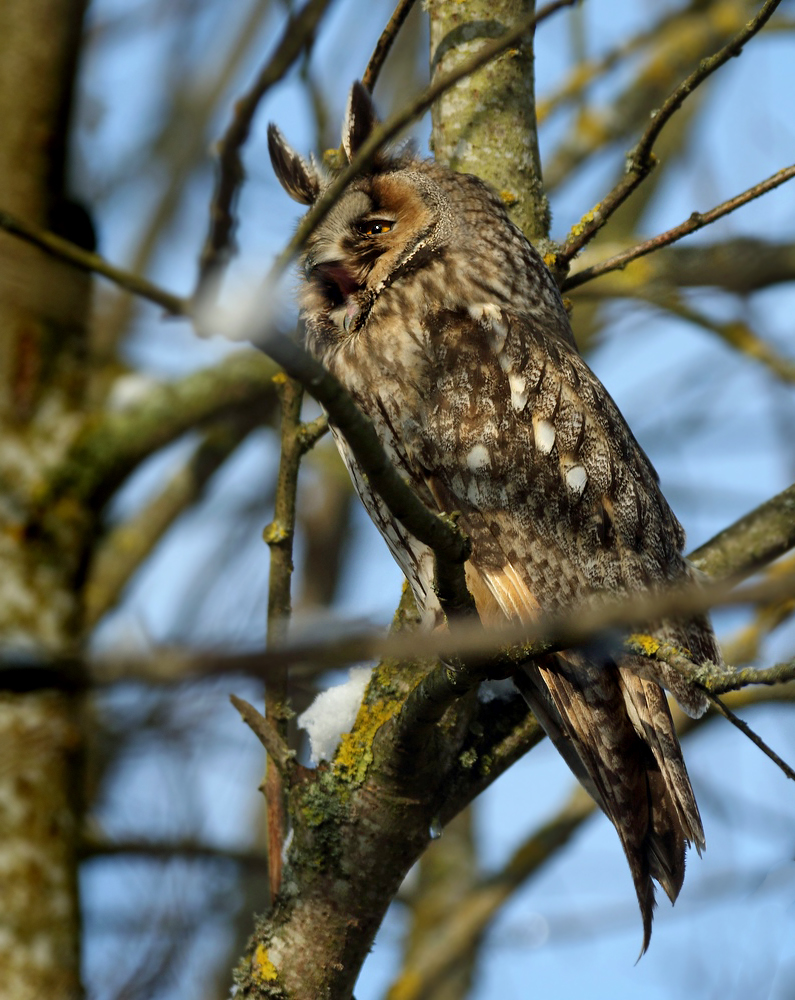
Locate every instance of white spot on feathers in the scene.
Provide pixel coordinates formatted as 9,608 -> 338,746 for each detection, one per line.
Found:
565,464 -> 588,496
508,372 -> 528,411
468,302 -> 507,352
534,418 -> 556,454
466,443 -> 491,470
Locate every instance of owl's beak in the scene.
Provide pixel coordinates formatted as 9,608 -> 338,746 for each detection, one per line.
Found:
310,260 -> 360,308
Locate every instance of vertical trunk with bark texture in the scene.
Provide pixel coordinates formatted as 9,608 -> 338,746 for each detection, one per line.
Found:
428,0 -> 550,242
0,2 -> 89,996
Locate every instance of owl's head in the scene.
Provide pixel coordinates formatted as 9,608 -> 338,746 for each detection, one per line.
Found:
268,82 -> 530,351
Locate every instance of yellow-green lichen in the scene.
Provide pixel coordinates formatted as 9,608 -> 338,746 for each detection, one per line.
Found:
499,189 -> 518,207
323,147 -> 345,170
252,944 -> 279,982
335,694 -> 401,785
567,202 -> 602,240
389,971 -> 422,1000
627,632 -> 661,657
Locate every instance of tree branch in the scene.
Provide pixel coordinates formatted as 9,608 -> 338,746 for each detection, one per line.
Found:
627,636 -> 795,781
194,0 -> 334,299
45,350 -> 279,506
361,0 -> 418,93
0,205 -> 187,314
229,694 -> 295,778
564,163 -> 795,291
208,549 -> 795,682
559,0 -> 783,264
263,374 -> 304,897
688,482 -> 795,581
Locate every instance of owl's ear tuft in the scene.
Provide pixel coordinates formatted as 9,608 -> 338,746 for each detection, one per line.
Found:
268,124 -> 321,205
342,81 -> 379,163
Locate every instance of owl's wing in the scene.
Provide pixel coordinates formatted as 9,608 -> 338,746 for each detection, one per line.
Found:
416,306 -> 719,712
413,307 -> 713,950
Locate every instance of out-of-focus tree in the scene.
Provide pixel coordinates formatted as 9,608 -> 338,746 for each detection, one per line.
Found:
0,1 -> 793,998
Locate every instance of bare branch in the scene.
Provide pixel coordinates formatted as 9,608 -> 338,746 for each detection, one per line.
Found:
707,693 -> 795,779
84,480 -> 795,692
564,163 -> 795,291
689,482 -> 795,581
229,694 -> 295,778
297,412 -> 329,451
362,0 -> 418,93
0,206 -> 187,315
263,374 -> 304,896
559,0 -> 783,263
216,556 -> 795,685
47,350 -> 279,506
628,636 -> 795,781
195,0 -> 334,298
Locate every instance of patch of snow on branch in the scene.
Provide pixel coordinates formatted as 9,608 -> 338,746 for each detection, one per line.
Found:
298,666 -> 372,764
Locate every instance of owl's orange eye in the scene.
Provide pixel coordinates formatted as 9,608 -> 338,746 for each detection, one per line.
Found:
357,219 -> 393,237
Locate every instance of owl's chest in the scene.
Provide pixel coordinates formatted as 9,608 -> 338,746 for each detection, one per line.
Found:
330,307 -> 518,479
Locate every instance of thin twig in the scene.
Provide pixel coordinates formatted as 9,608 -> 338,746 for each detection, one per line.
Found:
0,207 -> 187,315
297,412 -> 330,451
230,564 -> 795,687
564,163 -> 795,290
230,694 -> 294,776
362,0 -> 418,92
559,0 -> 783,264
627,637 -> 795,782
707,691 -> 795,781
643,292 -> 795,384
195,0 -> 333,298
262,374 -> 304,896
710,693 -> 795,779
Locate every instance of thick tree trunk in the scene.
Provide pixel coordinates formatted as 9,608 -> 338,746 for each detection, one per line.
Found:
428,0 -> 550,242
0,2 -> 89,996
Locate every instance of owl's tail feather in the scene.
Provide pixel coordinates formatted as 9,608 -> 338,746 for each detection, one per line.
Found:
515,652 -> 704,956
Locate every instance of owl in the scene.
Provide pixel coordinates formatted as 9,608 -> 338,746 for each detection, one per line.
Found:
269,81 -> 720,952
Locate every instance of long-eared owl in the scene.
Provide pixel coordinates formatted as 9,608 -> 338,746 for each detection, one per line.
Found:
269,81 -> 721,951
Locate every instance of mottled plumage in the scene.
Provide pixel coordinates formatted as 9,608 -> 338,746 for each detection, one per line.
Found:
269,82 -> 720,952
